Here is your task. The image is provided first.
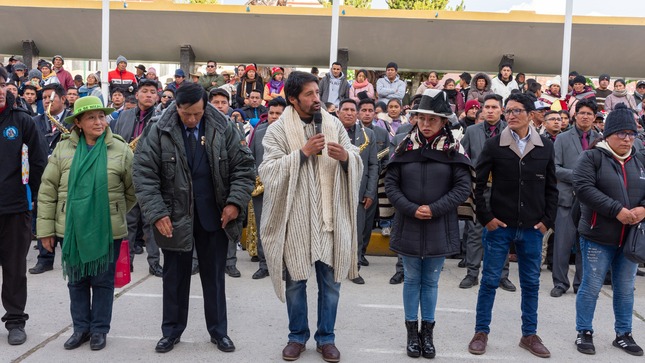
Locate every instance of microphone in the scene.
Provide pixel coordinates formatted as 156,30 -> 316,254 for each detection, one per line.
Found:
314,112 -> 322,155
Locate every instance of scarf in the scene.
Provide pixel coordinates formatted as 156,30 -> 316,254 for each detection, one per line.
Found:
424,80 -> 438,88
613,89 -> 628,98
393,125 -> 476,221
444,89 -> 458,100
62,132 -> 113,283
352,79 -> 369,89
269,79 -> 284,95
241,77 -> 257,98
597,140 -> 631,163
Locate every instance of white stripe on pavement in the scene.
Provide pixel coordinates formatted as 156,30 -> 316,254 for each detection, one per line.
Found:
358,304 -> 474,313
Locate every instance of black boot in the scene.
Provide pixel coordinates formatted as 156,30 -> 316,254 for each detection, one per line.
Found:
405,321 -> 421,358
420,321 -> 436,359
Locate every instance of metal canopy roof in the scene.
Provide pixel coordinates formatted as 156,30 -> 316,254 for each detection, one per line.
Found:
3,1 -> 645,77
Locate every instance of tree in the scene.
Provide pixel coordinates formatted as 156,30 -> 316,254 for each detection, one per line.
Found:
318,0 -> 372,9
387,0 -> 464,11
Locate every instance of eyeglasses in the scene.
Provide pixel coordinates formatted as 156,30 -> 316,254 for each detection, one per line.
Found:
577,111 -> 594,117
206,65 -> 215,68
503,108 -> 526,116
615,131 -> 637,140
161,95 -> 173,99
546,117 -> 562,122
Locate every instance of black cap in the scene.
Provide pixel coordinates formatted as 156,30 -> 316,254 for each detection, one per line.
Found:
599,74 -> 610,82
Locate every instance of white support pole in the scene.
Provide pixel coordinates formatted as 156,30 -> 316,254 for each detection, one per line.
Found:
329,0 -> 340,68
560,0 -> 573,97
101,0 -> 110,105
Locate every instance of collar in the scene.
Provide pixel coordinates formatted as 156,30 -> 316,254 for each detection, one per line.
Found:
183,120 -> 202,132
500,125 -> 544,148
510,128 -> 532,143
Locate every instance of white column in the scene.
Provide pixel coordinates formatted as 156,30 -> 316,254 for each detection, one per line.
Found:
101,0 -> 110,105
560,0 -> 573,97
329,0 -> 341,67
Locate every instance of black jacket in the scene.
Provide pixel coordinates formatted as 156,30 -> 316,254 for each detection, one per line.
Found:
475,127 -> 558,229
386,145 -> 472,257
0,92 -> 48,214
574,147 -> 645,247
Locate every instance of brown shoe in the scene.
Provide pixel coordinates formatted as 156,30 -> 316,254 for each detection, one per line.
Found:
468,332 -> 488,355
519,334 -> 551,358
282,342 -> 306,361
316,344 -> 341,362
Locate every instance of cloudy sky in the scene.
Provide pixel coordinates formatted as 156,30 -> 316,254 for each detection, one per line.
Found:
368,0 -> 645,15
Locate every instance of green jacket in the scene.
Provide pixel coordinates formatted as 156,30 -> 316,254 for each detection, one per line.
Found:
132,103 -> 255,252
36,128 -> 136,239
199,73 -> 226,92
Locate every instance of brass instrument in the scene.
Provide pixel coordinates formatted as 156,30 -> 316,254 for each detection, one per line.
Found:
251,175 -> 264,197
129,134 -> 141,152
46,93 -> 70,134
245,200 -> 258,257
377,147 -> 389,160
358,126 -> 370,153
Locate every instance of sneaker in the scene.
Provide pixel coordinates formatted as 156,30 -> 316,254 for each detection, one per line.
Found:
381,227 -> 391,236
459,275 -> 478,289
613,333 -> 644,356
575,330 -> 595,355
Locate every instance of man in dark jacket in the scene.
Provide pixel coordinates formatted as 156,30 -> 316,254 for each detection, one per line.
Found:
110,79 -> 162,276
133,83 -> 254,354
0,67 -> 48,345
319,62 -> 350,107
338,99 -> 378,285
468,93 -> 558,359
550,99 -> 600,298
459,94 -> 515,292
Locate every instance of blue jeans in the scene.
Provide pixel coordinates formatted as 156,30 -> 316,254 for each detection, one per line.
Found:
576,237 -> 637,335
68,239 -> 120,334
285,261 -> 340,346
475,227 -> 542,336
401,256 -> 445,322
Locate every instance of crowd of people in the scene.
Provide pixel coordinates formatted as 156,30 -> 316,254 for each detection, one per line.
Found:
1,52 -> 645,361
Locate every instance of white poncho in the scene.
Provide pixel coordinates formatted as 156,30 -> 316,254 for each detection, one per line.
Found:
259,107 -> 362,301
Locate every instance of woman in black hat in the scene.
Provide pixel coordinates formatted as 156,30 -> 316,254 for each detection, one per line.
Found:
385,89 -> 473,359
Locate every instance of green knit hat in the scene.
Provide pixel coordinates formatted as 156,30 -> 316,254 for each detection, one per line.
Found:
64,96 -> 114,124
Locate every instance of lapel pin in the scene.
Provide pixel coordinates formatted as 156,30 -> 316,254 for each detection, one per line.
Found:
201,136 -> 205,146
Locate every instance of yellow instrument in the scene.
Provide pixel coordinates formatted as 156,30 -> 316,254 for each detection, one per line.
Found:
46,93 -> 70,134
251,175 -> 264,197
358,125 -> 369,153
129,135 -> 141,152
245,200 -> 258,257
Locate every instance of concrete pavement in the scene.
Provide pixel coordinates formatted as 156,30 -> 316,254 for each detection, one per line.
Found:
2,243 -> 645,362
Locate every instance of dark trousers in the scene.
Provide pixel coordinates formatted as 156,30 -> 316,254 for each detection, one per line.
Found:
253,195 -> 267,270
35,238 -> 59,266
161,219 -> 228,339
126,203 -> 160,267
360,200 -> 378,258
552,206 -> 582,291
68,239 -> 120,334
0,212 -> 32,329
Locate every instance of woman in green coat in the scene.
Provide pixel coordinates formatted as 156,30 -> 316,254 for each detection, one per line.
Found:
37,96 -> 136,351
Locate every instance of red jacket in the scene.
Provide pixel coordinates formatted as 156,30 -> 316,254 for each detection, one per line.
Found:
55,67 -> 74,91
108,68 -> 138,97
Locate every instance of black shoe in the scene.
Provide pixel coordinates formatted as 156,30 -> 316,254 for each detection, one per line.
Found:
359,256 -> 370,267
550,286 -> 566,297
90,333 -> 106,351
64,332 -> 90,350
458,258 -> 466,268
573,286 -> 579,294
575,330 -> 595,355
211,335 -> 235,352
252,268 -> 269,280
134,245 -> 144,255
7,327 -> 26,345
250,256 -> 260,262
405,321 -> 421,358
613,333 -> 644,356
149,263 -> 163,277
28,263 -> 53,274
420,321 -> 436,359
351,275 -> 365,284
459,275 -> 478,289
191,265 -> 199,275
225,266 -> 241,278
389,271 -> 404,284
499,277 -> 517,292
130,262 -> 134,273
637,269 -> 645,277
155,336 -> 180,353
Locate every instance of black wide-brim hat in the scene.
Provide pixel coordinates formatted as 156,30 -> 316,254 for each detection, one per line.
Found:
409,89 -> 454,118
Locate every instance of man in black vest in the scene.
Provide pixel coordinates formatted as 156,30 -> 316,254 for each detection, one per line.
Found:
133,83 -> 254,354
